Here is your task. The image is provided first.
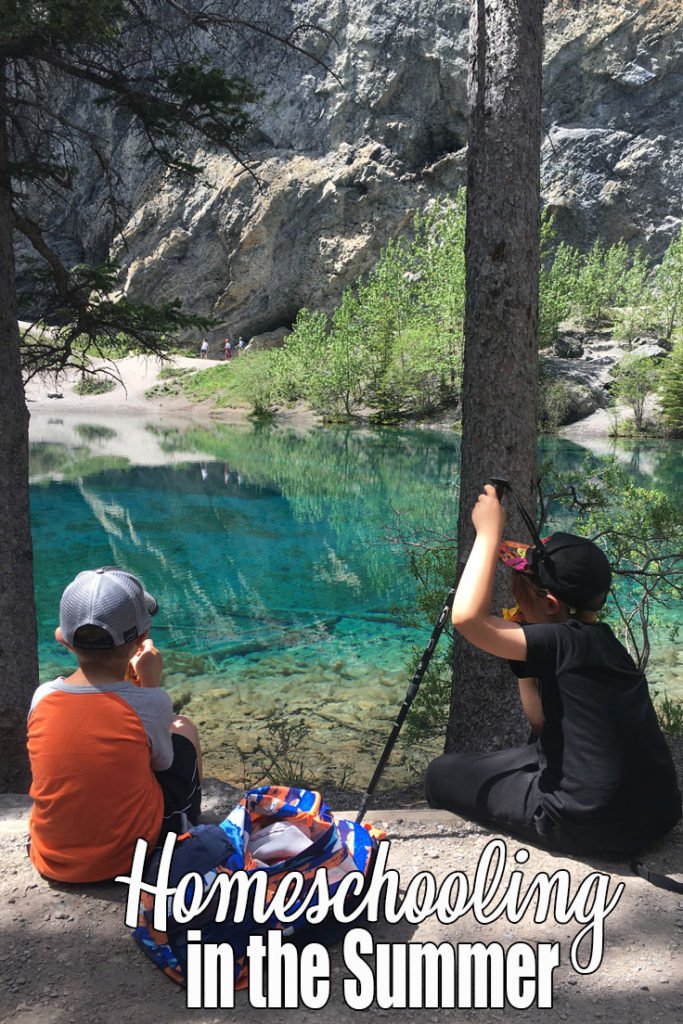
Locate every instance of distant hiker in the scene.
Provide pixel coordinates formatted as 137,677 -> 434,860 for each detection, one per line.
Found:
237,336 -> 246,354
425,484 -> 682,856
27,567 -> 202,883
224,338 -> 233,360
199,338 -> 209,359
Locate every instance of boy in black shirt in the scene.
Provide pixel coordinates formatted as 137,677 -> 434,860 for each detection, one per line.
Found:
425,484 -> 681,854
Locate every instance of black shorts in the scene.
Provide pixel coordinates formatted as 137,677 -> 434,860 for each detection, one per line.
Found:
154,733 -> 201,840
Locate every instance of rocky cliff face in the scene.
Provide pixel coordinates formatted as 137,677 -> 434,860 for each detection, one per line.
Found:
32,1 -> 683,343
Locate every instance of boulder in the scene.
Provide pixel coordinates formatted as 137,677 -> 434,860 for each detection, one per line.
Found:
553,334 -> 585,359
247,327 -> 291,352
631,340 -> 669,359
553,381 -> 603,425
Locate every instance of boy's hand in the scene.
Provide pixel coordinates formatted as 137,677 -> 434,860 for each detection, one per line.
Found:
471,483 -> 506,539
128,639 -> 163,688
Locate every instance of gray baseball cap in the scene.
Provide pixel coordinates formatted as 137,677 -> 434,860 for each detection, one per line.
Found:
59,567 -> 158,649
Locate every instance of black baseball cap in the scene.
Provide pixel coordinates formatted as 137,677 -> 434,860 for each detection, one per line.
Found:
498,532 -> 612,609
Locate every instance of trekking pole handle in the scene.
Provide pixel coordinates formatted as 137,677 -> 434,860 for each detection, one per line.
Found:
488,477 -> 509,502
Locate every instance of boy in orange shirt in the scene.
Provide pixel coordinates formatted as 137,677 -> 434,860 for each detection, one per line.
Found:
27,567 -> 202,883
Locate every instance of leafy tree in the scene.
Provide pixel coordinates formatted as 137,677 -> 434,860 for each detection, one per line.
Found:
538,220 -> 581,347
543,459 -> 683,673
324,290 -> 367,418
654,224 -> 683,343
612,247 -> 655,346
276,196 -> 467,421
659,339 -> 683,433
405,456 -> 683,743
571,239 -> 630,324
279,307 -> 329,406
0,0 -> 324,789
610,353 -> 660,432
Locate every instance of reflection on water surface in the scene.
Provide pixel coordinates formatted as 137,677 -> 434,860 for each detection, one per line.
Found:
29,415 -> 683,788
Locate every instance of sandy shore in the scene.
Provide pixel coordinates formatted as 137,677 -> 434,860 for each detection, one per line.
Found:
24,353 -> 321,428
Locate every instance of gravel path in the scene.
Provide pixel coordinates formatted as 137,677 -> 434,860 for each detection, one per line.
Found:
1,785 -> 681,1024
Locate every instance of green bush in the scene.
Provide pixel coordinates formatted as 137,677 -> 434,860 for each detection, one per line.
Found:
653,692 -> 683,737
229,349 -> 284,418
538,374 -> 579,432
73,374 -> 117,396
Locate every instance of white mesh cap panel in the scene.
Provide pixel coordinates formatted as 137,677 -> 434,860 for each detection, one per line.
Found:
59,567 -> 158,648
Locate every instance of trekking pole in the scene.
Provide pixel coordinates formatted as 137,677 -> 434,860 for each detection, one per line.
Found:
355,479 -> 510,823
355,580 -> 458,824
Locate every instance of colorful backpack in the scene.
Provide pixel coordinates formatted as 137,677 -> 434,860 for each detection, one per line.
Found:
132,786 -> 379,988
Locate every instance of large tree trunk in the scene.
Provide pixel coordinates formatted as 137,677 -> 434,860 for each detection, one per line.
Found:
0,60 -> 39,790
446,0 -> 543,752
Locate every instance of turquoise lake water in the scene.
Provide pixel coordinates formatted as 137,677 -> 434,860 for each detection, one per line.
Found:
29,415 -> 683,787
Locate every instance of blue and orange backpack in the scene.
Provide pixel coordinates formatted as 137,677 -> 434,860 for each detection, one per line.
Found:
132,786 -> 380,988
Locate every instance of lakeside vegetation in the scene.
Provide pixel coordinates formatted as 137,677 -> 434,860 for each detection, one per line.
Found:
156,195 -> 683,434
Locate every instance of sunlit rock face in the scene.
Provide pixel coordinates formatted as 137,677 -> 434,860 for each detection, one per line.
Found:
23,1 -> 683,339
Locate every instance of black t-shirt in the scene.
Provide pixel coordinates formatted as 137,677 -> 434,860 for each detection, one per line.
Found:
509,620 -> 681,847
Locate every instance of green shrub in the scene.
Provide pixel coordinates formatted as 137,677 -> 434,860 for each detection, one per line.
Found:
653,693 -> 683,737
277,193 -> 467,420
538,375 -> 579,432
73,374 -> 117,396
229,349 -> 284,418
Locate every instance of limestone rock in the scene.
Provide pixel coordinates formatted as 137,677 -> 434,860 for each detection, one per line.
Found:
631,340 -> 670,359
19,1 -> 683,340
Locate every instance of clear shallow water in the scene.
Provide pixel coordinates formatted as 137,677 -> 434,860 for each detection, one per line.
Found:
29,418 -> 683,788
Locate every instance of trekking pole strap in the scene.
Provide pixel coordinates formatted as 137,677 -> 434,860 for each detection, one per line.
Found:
489,477 -> 543,550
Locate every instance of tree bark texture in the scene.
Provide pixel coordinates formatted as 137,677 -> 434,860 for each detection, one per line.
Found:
447,0 -> 543,752
0,60 -> 39,790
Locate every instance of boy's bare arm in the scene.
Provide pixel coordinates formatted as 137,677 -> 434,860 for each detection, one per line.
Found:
451,484 -> 528,661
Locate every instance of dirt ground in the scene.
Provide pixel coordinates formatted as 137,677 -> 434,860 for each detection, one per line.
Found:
1,782 -> 681,1024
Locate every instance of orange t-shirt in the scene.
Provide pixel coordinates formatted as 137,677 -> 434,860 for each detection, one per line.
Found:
28,687 -> 165,882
